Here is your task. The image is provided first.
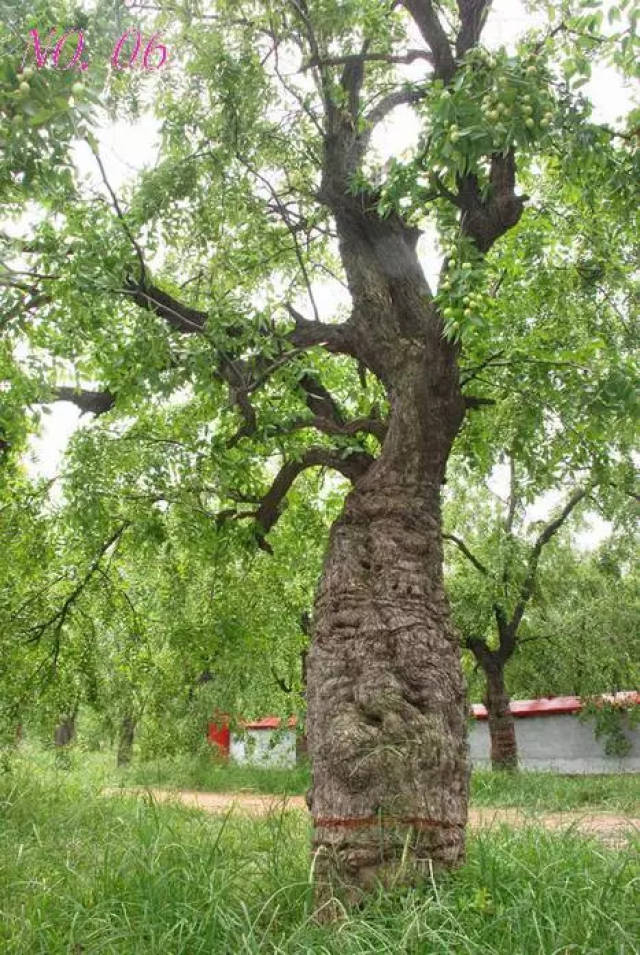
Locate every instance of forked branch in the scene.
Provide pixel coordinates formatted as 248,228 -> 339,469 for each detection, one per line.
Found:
225,446 -> 374,552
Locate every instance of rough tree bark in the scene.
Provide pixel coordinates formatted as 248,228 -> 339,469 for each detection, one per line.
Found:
307,464 -> 470,904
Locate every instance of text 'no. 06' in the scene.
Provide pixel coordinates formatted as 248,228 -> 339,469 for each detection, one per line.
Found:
24,28 -> 169,72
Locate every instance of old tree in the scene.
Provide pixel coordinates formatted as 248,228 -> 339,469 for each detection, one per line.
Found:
4,0 -> 639,904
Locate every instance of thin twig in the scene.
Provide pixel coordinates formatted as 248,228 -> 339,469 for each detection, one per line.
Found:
88,140 -> 147,285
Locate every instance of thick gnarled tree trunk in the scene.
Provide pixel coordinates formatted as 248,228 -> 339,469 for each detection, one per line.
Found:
307,475 -> 468,904
306,266 -> 470,903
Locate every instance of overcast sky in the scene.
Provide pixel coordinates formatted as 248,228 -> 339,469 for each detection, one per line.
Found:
22,0 -> 636,547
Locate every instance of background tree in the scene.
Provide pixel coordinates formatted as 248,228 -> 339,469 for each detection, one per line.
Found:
446,470 -> 638,770
2,439 -> 331,762
440,115 -> 639,770
445,471 -> 588,770
507,532 -> 640,702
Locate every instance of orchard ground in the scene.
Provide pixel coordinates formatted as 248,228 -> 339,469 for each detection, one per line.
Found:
1,745 -> 639,953
12,742 -> 640,812
121,750 -> 640,814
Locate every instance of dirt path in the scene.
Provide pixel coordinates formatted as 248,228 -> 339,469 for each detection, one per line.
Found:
105,788 -> 640,846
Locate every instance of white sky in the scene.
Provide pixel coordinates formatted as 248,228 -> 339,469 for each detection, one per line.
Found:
22,0 -> 635,548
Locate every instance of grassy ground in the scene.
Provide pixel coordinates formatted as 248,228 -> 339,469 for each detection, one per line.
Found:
470,768 -> 640,814
10,743 -> 640,812
124,753 -> 640,814
124,752 -> 310,797
1,767 -> 639,954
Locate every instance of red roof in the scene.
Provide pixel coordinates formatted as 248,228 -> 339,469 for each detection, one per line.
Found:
471,691 -> 640,721
241,716 -> 298,730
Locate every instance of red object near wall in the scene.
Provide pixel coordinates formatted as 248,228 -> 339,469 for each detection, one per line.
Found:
207,721 -> 230,757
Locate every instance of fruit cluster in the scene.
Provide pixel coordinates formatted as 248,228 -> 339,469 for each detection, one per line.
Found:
425,46 -> 557,174
437,246 -> 490,340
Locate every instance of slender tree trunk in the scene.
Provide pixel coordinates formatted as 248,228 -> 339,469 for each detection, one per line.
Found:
484,664 -> 518,771
297,645 -> 308,764
307,361 -> 469,906
117,715 -> 136,767
54,712 -> 77,747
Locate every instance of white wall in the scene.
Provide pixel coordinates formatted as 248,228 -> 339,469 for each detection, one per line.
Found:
230,715 -> 640,774
230,729 -> 297,768
469,713 -> 640,773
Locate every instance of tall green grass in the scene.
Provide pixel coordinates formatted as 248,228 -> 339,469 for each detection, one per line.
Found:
1,768 -> 639,954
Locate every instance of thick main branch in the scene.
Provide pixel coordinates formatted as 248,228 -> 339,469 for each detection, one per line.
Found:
401,0 -> 456,81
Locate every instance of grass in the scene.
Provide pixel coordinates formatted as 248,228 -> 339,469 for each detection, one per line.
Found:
1,765 -> 639,954
123,752 -> 310,797
9,743 -> 640,813
469,768 -> 640,814
124,754 -> 640,814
